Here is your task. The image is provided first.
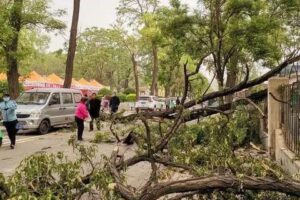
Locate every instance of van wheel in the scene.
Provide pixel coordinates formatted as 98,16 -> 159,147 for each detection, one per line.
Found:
38,120 -> 50,135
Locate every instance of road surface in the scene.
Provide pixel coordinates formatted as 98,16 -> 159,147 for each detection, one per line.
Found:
0,123 -> 151,190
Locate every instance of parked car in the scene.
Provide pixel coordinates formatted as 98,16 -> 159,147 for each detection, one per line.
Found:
165,97 -> 177,109
135,96 -> 166,111
16,88 -> 82,134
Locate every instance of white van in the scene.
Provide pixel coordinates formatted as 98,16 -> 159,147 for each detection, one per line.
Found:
16,88 -> 82,134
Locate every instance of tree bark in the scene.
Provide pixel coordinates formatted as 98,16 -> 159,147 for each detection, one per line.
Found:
139,175 -> 300,200
165,85 -> 170,98
63,0 -> 80,88
150,43 -> 159,95
225,67 -> 238,103
4,0 -> 23,99
131,53 -> 139,100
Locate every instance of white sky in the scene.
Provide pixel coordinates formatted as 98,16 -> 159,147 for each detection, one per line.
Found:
48,0 -> 198,51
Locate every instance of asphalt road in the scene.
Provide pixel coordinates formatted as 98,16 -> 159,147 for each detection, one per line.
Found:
0,123 -> 151,190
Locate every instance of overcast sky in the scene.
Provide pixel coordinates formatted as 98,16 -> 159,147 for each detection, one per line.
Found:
48,0 -> 198,51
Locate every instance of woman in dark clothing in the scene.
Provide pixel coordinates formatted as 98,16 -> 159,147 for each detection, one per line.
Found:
109,93 -> 120,114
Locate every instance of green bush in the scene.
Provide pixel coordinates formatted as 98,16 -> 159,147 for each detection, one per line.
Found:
0,81 -> 23,100
123,88 -> 135,95
118,93 -> 127,102
98,88 -> 112,97
92,132 -> 111,143
126,93 -> 136,102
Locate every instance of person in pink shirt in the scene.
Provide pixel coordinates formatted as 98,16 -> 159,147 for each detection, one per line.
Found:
75,97 -> 89,141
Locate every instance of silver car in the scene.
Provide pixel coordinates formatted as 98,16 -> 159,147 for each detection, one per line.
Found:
16,88 -> 82,134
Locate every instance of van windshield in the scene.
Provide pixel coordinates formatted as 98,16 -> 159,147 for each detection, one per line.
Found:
17,92 -> 50,105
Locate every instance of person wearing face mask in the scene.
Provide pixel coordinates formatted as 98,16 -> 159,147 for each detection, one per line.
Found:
0,93 -> 18,149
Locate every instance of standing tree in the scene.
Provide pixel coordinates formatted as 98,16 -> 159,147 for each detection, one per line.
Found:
193,0 -> 299,103
5,0 -> 23,99
118,31 -> 141,99
64,0 -> 80,88
117,0 -> 161,95
0,0 -> 65,99
75,27 -> 133,90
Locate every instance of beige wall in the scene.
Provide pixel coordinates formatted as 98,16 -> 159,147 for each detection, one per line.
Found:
268,77 -> 289,158
268,77 -> 300,178
275,129 -> 300,178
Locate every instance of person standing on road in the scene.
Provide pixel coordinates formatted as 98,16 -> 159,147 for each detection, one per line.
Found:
75,97 -> 89,141
109,92 -> 120,114
87,93 -> 101,131
0,94 -> 18,149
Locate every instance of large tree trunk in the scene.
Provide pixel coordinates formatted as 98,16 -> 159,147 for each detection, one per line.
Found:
224,55 -> 239,103
225,68 -> 238,103
138,175 -> 300,200
216,71 -> 225,105
5,0 -> 23,99
63,0 -> 80,88
165,85 -> 170,98
131,53 -> 139,100
150,43 -> 158,96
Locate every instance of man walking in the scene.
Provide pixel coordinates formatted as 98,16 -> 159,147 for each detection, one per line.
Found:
109,92 -> 120,114
87,93 -> 101,131
0,93 -> 18,149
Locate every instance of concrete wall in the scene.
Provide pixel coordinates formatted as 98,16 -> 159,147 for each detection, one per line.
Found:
268,77 -> 300,178
268,77 -> 288,158
275,129 -> 300,178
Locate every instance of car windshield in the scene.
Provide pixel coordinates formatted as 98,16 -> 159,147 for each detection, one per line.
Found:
17,92 -> 50,105
139,97 -> 151,101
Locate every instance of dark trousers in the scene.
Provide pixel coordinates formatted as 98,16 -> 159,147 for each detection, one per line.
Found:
75,117 -> 84,140
111,106 -> 119,114
3,120 -> 18,145
89,117 -> 100,131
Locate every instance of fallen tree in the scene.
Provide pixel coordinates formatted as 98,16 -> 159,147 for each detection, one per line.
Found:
104,54 -> 300,200
109,148 -> 300,200
1,55 -> 300,200
116,54 -> 299,121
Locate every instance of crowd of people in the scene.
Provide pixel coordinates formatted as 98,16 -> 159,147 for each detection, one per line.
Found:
0,92 -> 121,148
75,92 -> 120,141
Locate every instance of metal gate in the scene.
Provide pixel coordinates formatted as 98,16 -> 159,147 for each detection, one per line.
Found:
282,82 -> 300,155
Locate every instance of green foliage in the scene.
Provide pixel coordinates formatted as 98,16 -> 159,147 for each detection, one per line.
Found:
169,107 -> 273,175
22,50 -> 66,76
92,132 -> 111,143
0,0 -> 65,62
75,27 -> 133,90
98,88 -> 112,97
118,93 -> 127,102
126,93 -> 136,102
0,135 -> 120,199
123,87 -> 135,95
0,81 -> 23,99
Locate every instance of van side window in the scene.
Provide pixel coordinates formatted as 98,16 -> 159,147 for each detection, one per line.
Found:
74,93 -> 82,103
50,93 -> 60,105
62,93 -> 73,104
